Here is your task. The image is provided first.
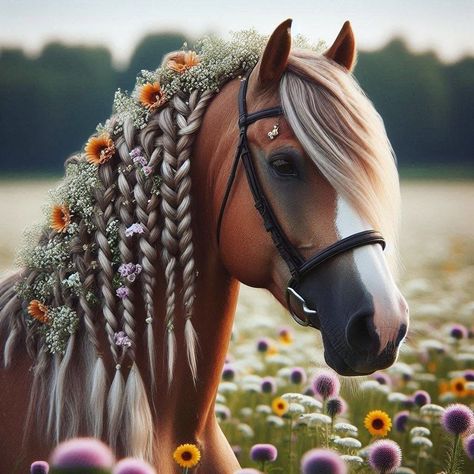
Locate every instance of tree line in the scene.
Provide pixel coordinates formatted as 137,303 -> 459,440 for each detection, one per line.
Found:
0,33 -> 472,174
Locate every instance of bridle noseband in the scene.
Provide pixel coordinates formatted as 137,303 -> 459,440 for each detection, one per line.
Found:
216,70 -> 386,328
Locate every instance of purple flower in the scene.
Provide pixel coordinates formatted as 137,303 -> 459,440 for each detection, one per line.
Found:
142,165 -> 153,176
118,263 -> 135,277
127,273 -> 137,282
373,372 -> 391,386
261,377 -> 277,394
464,369 -> 474,382
290,367 -> 307,385
326,397 -> 345,418
113,458 -> 156,474
250,444 -> 278,463
222,363 -> 235,381
464,434 -> 474,460
232,445 -> 242,460
130,147 -> 143,159
413,390 -> 431,407
313,370 -> 340,400
441,403 -> 474,435
31,461 -> 49,474
394,410 -> 410,432
116,286 -> 129,299
450,324 -> 468,340
304,387 -> 316,397
300,448 -> 347,474
257,338 -> 269,353
114,331 -> 132,348
125,223 -> 144,237
49,438 -> 114,469
368,440 -> 402,473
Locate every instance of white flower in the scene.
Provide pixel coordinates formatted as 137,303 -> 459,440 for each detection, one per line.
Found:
410,426 -> 431,438
300,395 -> 322,411
387,392 -> 408,403
340,455 -> 364,465
237,423 -> 254,438
420,403 -> 445,417
218,382 -> 237,393
307,413 -> 332,426
281,393 -> 304,403
411,436 -> 433,448
334,422 -> 359,436
288,403 -> 305,415
256,405 -> 272,415
359,380 -> 389,392
266,415 -> 285,427
333,437 -> 362,449
239,407 -> 253,418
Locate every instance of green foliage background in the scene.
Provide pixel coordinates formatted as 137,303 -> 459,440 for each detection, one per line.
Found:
0,33 -> 472,174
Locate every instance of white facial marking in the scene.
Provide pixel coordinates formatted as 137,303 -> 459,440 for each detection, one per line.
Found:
335,197 -> 402,352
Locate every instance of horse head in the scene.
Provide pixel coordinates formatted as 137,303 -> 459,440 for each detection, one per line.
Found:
214,20 -> 409,376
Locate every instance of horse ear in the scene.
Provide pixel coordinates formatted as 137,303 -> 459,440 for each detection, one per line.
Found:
256,19 -> 292,89
325,21 -> 356,71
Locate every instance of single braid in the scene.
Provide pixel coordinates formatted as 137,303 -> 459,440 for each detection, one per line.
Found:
158,106 -> 180,383
172,90 -> 214,381
135,116 -> 163,388
115,119 -> 140,363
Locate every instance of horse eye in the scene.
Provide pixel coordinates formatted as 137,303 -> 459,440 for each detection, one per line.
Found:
270,158 -> 297,177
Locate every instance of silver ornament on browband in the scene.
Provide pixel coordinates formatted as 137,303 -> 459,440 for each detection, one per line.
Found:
267,124 -> 279,140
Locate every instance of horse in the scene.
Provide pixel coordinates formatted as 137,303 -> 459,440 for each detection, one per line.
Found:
0,19 -> 409,473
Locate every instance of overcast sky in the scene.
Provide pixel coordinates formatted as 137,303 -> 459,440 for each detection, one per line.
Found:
1,0 -> 472,66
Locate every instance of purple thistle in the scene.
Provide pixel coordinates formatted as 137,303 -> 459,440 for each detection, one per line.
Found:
300,448 -> 347,474
464,369 -> 474,382
49,437 -> 114,469
290,367 -> 307,385
373,372 -> 391,386
368,439 -> 402,473
441,403 -> 474,435
413,390 -> 431,407
394,410 -> 410,432
31,461 -> 49,474
326,397 -> 345,418
304,386 -> 316,397
250,444 -> 278,463
256,338 -> 269,353
113,458 -> 156,474
464,434 -> 474,460
261,376 -> 277,394
116,286 -> 129,299
313,370 -> 340,400
450,324 -> 468,339
222,363 -> 236,381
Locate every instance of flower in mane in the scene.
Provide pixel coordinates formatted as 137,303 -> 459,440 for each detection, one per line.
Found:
139,82 -> 167,110
27,300 -> 49,324
85,133 -> 115,165
167,51 -> 200,73
50,204 -> 71,233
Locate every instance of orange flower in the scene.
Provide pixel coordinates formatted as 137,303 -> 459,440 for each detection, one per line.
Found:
450,377 -> 469,398
167,51 -> 200,73
139,82 -> 167,110
28,300 -> 49,324
439,381 -> 450,395
85,134 -> 115,165
51,204 -> 71,233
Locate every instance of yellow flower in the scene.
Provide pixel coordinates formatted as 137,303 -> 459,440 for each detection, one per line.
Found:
450,377 -> 468,398
272,397 -> 289,417
27,300 -> 49,324
278,328 -> 293,345
167,51 -> 200,73
139,82 -> 166,110
364,410 -> 392,437
51,204 -> 71,233
85,134 -> 115,165
173,443 -> 201,469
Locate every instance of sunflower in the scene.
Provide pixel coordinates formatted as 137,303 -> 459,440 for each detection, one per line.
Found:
139,82 -> 166,110
167,51 -> 200,73
364,410 -> 392,437
50,204 -> 71,233
173,443 -> 201,469
272,397 -> 289,417
27,300 -> 49,324
450,377 -> 469,398
85,133 -> 115,165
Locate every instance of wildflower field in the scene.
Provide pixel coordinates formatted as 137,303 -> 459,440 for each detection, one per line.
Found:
1,179 -> 474,473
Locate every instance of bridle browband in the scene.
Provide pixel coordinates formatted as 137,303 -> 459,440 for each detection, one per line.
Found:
216,70 -> 386,327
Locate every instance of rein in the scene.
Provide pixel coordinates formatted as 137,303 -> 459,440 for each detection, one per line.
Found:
217,70 -> 386,327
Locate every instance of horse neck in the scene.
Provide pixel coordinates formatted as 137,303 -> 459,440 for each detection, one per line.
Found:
147,80 -> 242,438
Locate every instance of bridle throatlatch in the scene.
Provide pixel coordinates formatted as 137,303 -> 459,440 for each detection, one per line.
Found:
217,70 -> 386,328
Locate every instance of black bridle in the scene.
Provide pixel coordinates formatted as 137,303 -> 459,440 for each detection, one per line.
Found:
216,71 -> 386,328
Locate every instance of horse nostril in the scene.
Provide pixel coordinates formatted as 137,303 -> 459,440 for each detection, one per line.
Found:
396,324 -> 408,345
345,311 -> 379,353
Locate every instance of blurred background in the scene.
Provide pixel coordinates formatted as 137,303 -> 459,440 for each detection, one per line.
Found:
0,0 -> 473,277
